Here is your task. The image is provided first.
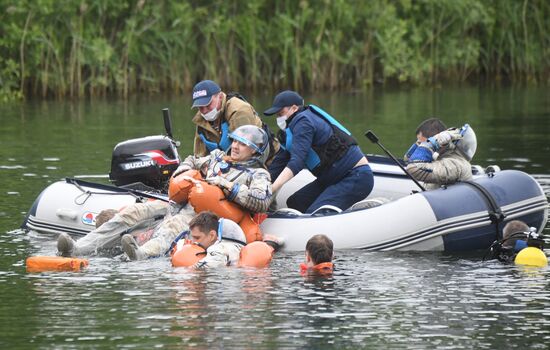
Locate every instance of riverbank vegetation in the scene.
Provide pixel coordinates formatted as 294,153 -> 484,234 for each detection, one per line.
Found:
1,0 -> 548,100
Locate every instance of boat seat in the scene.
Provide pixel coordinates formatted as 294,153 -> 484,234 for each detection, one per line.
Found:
347,197 -> 390,211
273,208 -> 303,216
311,205 -> 342,216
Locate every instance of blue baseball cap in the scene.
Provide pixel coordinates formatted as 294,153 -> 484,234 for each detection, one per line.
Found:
263,90 -> 304,116
191,80 -> 221,108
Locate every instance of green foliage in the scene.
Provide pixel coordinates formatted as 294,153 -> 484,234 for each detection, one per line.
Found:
0,0 -> 548,99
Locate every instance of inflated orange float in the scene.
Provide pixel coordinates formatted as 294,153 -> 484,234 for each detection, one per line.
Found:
26,256 -> 89,273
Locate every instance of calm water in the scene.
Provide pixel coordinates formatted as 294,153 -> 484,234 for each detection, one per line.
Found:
1,86 -> 550,349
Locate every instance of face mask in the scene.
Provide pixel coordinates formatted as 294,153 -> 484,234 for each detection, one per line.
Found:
201,107 -> 219,122
276,115 -> 288,130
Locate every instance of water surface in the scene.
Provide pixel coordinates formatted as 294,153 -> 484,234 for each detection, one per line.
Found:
1,86 -> 549,349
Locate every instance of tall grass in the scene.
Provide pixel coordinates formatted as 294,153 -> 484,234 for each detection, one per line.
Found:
0,0 -> 548,100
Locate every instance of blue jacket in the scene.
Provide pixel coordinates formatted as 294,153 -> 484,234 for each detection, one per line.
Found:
285,107 -> 364,185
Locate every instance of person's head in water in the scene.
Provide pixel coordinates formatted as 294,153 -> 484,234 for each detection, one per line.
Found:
305,234 -> 334,267
189,211 -> 220,250
502,220 -> 530,249
415,118 -> 447,141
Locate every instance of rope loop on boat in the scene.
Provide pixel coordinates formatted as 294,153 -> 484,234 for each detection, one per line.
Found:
67,178 -> 144,205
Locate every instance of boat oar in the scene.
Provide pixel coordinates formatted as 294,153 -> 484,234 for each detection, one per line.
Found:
364,130 -> 426,192
162,108 -> 174,139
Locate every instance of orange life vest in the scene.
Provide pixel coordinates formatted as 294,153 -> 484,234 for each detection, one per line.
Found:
239,241 -> 274,268
300,262 -> 334,275
169,170 -> 263,243
172,241 -> 274,268
171,243 -> 207,267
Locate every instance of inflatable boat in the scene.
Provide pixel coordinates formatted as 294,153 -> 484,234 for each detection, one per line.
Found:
21,116 -> 548,252
265,169 -> 548,251
22,165 -> 548,253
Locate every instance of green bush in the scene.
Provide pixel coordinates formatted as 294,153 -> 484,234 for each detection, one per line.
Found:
0,0 -> 548,99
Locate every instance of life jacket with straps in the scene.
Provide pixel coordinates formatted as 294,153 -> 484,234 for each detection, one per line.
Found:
282,105 -> 357,176
198,120 -> 231,153
169,170 -> 263,243
172,240 -> 274,268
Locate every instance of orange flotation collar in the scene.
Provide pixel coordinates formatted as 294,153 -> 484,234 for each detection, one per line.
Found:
168,169 -> 263,243
300,262 -> 334,274
26,256 -> 89,273
239,241 -> 274,268
171,243 -> 207,267
186,179 -> 263,244
168,169 -> 203,204
172,240 -> 275,269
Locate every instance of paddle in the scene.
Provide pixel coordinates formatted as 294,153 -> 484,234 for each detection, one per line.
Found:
364,130 -> 426,192
162,108 -> 174,139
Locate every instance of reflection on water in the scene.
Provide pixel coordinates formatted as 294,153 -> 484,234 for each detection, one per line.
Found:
2,238 -> 550,349
1,87 -> 550,348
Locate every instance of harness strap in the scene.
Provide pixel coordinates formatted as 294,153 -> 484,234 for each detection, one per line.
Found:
459,180 -> 506,240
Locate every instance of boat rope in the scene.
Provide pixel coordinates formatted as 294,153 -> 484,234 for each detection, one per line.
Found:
459,178 -> 506,240
66,178 -> 168,205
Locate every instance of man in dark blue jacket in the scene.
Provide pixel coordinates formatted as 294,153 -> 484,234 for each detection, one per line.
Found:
264,90 -> 374,213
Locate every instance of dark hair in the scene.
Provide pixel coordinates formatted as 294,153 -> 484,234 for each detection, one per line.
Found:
415,118 -> 447,138
502,220 -> 529,248
306,234 -> 334,265
189,211 -> 219,234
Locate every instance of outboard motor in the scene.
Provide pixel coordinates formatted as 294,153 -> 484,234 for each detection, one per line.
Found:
109,108 -> 180,190
109,136 -> 180,190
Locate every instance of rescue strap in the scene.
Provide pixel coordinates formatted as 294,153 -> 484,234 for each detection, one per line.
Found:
459,179 -> 505,240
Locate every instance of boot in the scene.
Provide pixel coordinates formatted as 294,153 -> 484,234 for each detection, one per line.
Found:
57,233 -> 76,257
121,234 -> 147,261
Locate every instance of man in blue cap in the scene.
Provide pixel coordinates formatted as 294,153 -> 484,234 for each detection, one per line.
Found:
174,80 -> 281,179
264,90 -> 374,213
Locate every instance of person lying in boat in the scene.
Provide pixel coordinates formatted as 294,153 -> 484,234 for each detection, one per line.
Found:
404,117 -> 473,189
175,79 -> 282,180
263,90 -> 374,213
300,234 -> 334,274
57,125 -> 273,259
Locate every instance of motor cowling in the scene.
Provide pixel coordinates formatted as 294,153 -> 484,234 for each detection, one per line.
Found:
109,135 -> 180,190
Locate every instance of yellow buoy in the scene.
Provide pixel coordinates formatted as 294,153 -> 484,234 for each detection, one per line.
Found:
514,247 -> 548,267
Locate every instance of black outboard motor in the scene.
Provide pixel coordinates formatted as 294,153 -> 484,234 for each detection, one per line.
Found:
109,108 -> 180,190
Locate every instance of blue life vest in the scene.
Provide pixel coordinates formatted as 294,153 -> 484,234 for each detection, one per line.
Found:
199,121 -> 231,153
283,105 -> 357,175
